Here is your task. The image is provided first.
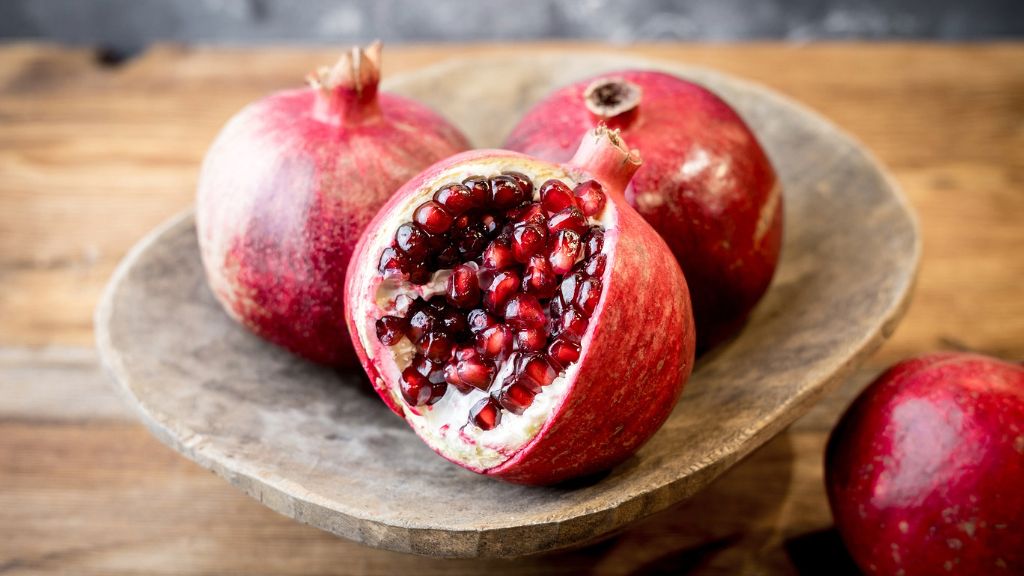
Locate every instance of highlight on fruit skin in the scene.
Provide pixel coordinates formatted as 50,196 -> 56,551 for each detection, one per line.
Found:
505,70 -> 783,352
345,126 -> 696,485
196,42 -> 470,366
825,352 -> 1024,575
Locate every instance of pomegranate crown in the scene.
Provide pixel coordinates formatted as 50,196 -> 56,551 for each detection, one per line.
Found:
307,41 -> 382,96
583,77 -> 643,120
567,124 -> 641,196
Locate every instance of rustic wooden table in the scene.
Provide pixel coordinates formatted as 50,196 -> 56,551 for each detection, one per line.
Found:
1,42 -> 1021,575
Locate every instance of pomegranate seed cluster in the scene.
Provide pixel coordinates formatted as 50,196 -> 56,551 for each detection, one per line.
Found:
374,172 -> 609,431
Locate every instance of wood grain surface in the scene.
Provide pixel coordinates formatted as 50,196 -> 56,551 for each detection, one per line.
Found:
1,42 -> 1022,574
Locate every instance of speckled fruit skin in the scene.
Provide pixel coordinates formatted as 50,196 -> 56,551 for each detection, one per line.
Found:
345,129 -> 696,485
826,353 -> 1024,575
197,45 -> 469,366
505,71 -> 782,351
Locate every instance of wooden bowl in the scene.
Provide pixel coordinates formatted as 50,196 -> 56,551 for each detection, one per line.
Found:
95,53 -> 919,558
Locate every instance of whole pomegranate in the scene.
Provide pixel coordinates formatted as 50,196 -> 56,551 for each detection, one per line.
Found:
345,127 -> 695,485
826,353 -> 1024,575
197,43 -> 469,366
505,71 -> 782,351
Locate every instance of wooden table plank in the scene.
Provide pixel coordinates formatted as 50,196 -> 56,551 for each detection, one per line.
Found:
1,42 -> 1022,574
0,347 -> 863,575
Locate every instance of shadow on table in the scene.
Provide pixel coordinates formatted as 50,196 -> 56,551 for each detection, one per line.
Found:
504,428 -> 802,575
783,527 -> 860,575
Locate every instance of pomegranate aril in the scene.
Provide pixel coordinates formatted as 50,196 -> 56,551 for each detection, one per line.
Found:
558,272 -> 584,307
411,353 -> 446,384
557,309 -> 590,342
418,331 -> 454,361
480,213 -> 502,236
446,264 -> 481,309
413,201 -> 454,234
549,295 -> 566,318
583,254 -> 607,277
502,171 -> 534,200
548,230 -> 583,275
512,223 -> 547,263
482,238 -> 516,270
375,315 -> 407,346
503,293 -> 547,329
394,223 -> 431,260
467,308 -> 497,334
469,397 -> 501,430
573,180 -> 607,217
522,255 -> 557,298
400,366 -> 433,405
406,307 -> 436,342
476,324 -> 512,360
434,244 -> 459,268
433,183 -> 475,215
547,207 -> 589,236
443,361 -> 471,393
540,179 -> 577,214
575,277 -> 603,317
490,175 -> 527,209
452,343 -> 478,361
457,356 -> 495,391
497,378 -> 538,415
462,175 -> 490,207
548,338 -> 581,369
509,203 -> 546,228
515,328 -> 547,352
583,227 -> 604,259
454,226 -> 487,260
378,246 -> 405,276
520,354 -> 558,387
483,269 -> 521,313
401,356 -> 447,406
438,307 -> 468,336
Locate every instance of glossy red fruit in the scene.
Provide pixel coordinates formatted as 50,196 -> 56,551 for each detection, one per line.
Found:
196,43 -> 469,366
826,353 -> 1024,575
505,70 -> 782,351
540,179 -> 577,214
346,127 -> 695,485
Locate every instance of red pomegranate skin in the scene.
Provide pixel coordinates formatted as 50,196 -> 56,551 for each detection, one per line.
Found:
197,48 -> 469,367
505,71 -> 782,350
826,353 -> 1024,575
345,131 -> 695,484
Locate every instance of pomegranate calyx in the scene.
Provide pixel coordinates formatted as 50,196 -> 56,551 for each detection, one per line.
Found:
567,126 -> 641,198
583,78 -> 642,129
308,42 -> 383,125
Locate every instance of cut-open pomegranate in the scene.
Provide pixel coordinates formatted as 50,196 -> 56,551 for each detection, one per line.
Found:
346,127 -> 696,484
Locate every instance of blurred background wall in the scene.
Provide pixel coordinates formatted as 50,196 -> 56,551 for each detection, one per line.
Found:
2,0 -> 1022,58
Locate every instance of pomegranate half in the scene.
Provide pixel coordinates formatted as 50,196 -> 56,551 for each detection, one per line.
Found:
197,43 -> 469,366
505,71 -> 783,351
826,353 -> 1024,574
345,127 -> 696,484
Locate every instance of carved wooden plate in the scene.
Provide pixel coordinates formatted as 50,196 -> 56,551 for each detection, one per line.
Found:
96,53 -> 919,558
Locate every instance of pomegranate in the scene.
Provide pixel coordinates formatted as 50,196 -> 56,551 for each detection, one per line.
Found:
345,127 -> 696,484
505,71 -> 783,351
196,43 -> 469,366
826,353 -> 1024,574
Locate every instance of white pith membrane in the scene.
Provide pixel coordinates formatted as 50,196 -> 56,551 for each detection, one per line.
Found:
352,159 -> 618,471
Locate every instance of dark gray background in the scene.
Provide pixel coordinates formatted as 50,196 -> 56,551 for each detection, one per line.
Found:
2,0 -> 1021,58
